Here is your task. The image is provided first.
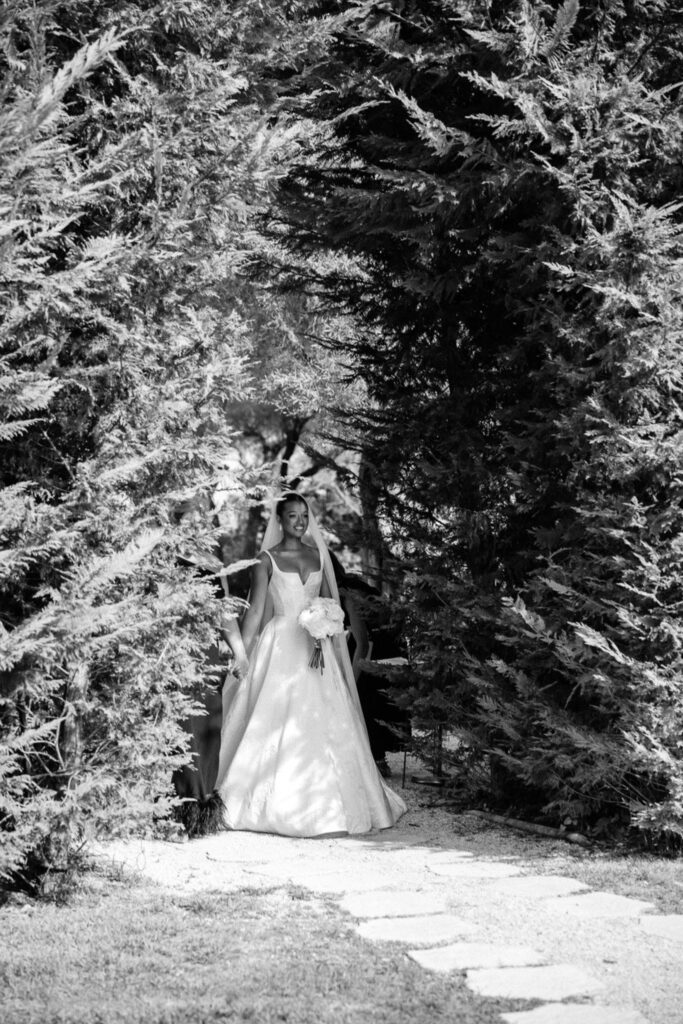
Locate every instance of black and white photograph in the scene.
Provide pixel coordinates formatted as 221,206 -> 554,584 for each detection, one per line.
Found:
1,3 -> 682,1022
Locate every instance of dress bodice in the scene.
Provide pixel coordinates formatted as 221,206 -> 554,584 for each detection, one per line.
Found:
264,550 -> 322,619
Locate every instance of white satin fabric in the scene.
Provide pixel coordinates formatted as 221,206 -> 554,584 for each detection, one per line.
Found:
215,548 -> 406,837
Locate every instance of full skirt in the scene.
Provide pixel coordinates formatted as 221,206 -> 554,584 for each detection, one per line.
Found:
216,617 -> 407,837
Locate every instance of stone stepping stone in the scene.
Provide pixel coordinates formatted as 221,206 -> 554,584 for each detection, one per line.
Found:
246,865 -> 390,893
639,914 -> 683,941
340,890 -> 448,918
331,834 -> 427,851
490,875 -> 589,898
424,850 -> 476,862
408,942 -> 547,971
300,871 -> 394,894
545,892 -> 655,918
429,860 -> 522,879
356,913 -> 476,945
466,963 -> 604,1000
501,1004 -> 650,1024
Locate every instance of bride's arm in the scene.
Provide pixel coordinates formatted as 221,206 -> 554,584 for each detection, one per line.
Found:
216,569 -> 248,671
240,555 -> 270,657
219,613 -> 248,671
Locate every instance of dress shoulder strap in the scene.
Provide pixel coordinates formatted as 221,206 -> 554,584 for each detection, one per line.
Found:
262,549 -> 276,575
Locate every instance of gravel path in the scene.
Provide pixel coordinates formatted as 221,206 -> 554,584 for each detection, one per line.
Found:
94,756 -> 683,1024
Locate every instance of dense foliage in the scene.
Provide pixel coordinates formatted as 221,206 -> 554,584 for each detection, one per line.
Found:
277,0 -> 683,844
4,0 -> 683,887
0,0 -> 298,889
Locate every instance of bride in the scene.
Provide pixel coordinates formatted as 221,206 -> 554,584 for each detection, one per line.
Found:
214,492 -> 407,837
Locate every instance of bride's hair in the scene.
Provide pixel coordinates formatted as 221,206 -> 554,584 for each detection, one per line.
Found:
275,492 -> 308,518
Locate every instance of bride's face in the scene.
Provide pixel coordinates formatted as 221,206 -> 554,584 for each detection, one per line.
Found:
279,501 -> 309,540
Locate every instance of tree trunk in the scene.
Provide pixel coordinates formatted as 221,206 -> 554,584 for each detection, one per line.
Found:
44,661 -> 89,881
60,662 -> 88,785
358,451 -> 383,588
280,416 -> 310,482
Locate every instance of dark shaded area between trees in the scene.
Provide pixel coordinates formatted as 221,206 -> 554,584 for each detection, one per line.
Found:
2,0 -> 683,895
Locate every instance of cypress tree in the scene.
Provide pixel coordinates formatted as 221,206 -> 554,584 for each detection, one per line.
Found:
276,0 -> 683,843
0,0 -> 296,889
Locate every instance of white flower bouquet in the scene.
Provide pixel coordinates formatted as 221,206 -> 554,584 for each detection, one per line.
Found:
298,597 -> 345,672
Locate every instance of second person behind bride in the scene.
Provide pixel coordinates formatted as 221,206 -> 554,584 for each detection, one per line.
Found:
214,492 -> 406,838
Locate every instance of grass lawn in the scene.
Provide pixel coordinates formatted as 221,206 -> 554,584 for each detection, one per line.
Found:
446,808 -> 683,913
1,871 -> 515,1024
542,848 -> 683,913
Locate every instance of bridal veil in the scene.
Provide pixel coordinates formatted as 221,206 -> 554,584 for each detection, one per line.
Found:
258,494 -> 366,721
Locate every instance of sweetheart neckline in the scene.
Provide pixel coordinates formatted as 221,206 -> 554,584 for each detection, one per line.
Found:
266,550 -> 323,586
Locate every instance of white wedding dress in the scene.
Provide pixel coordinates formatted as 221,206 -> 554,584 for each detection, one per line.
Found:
215,551 -> 407,837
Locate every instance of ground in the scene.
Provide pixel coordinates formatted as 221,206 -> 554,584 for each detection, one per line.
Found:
2,755 -> 682,1024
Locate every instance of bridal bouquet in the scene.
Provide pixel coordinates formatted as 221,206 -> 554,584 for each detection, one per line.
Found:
298,597 -> 345,672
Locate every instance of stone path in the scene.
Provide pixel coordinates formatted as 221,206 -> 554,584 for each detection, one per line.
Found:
93,761 -> 683,1024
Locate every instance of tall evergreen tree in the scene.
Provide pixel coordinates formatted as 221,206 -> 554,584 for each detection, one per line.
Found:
276,0 -> 683,843
0,0 -> 311,889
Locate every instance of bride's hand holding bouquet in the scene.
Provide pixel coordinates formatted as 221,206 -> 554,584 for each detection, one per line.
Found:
298,597 -> 345,672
